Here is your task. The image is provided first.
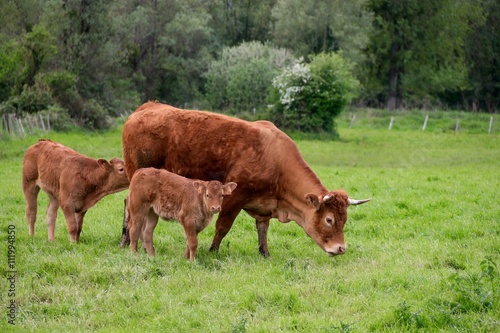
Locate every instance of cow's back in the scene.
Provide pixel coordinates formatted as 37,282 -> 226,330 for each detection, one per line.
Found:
122,102 -> 292,189
23,140 -> 82,196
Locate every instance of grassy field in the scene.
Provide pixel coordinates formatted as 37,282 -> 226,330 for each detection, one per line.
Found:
1,112 -> 499,332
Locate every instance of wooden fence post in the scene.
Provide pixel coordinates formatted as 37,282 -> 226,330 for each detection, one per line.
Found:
488,116 -> 493,134
422,115 -> 429,131
388,116 -> 394,130
349,114 -> 356,129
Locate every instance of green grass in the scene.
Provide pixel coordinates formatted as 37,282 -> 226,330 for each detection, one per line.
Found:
1,114 -> 499,332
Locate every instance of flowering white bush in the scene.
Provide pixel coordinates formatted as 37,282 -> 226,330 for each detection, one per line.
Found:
271,58 -> 310,109
269,52 -> 359,133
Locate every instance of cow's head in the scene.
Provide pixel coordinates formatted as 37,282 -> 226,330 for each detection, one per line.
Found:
304,190 -> 369,256
98,157 -> 130,191
194,180 -> 238,214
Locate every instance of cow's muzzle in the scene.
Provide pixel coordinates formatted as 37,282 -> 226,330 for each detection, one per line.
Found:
326,244 -> 346,256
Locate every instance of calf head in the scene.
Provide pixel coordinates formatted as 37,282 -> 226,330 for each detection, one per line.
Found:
98,157 -> 130,192
304,190 -> 369,256
193,181 -> 238,213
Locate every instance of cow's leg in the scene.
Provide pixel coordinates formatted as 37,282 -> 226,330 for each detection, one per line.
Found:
183,220 -> 198,261
120,196 -> 130,247
61,204 -> 79,243
141,210 -> 159,256
23,182 -> 40,237
46,195 -> 59,242
75,211 -> 87,243
256,218 -> 271,257
209,203 -> 242,252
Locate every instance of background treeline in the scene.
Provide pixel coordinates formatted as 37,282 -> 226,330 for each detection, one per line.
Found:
0,0 -> 498,131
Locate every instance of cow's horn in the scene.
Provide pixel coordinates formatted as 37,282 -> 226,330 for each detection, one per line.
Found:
348,198 -> 370,205
323,195 -> 333,203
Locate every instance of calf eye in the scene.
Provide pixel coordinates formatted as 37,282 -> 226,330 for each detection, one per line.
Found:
326,216 -> 334,225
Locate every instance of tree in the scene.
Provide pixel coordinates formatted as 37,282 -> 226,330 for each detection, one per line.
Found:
464,0 -> 499,112
364,0 -> 480,109
20,26 -> 57,88
110,0 -> 217,106
271,0 -> 372,65
208,0 -> 277,47
41,0 -> 114,101
0,40 -> 22,103
269,52 -> 359,133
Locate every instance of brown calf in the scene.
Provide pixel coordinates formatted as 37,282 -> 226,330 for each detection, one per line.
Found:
128,168 -> 237,260
22,139 -> 129,242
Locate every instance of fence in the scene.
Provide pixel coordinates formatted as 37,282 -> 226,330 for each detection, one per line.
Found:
345,112 -> 496,134
1,113 -> 51,138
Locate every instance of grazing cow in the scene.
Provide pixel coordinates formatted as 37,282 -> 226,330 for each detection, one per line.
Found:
128,168 -> 237,260
121,101 -> 369,257
22,139 -> 129,242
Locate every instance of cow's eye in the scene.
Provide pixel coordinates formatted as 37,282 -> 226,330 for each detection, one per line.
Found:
326,216 -> 334,225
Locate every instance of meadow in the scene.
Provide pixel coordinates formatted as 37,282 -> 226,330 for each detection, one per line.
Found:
1,111 -> 499,332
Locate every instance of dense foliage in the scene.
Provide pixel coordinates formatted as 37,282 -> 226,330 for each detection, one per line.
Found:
0,0 -> 498,130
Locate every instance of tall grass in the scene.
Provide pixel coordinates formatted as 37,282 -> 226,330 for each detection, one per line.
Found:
1,113 -> 499,332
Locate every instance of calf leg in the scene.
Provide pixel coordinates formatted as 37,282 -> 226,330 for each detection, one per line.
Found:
23,183 -> 40,237
75,211 -> 87,243
46,195 -> 59,242
183,221 -> 198,261
141,210 -> 159,256
61,204 -> 79,243
128,215 -> 143,254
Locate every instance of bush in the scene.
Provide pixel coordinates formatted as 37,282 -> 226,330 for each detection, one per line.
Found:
269,52 -> 359,134
0,84 -> 53,116
41,71 -> 83,118
81,99 -> 114,130
40,105 -> 75,132
204,41 -> 295,114
41,71 -> 113,130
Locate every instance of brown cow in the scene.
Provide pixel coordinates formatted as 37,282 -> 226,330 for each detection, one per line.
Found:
121,101 -> 369,257
22,139 -> 129,242
128,168 -> 237,260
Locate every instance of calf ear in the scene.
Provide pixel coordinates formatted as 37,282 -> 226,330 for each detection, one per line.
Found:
223,182 -> 237,195
97,159 -> 111,170
305,193 -> 321,211
192,181 -> 206,194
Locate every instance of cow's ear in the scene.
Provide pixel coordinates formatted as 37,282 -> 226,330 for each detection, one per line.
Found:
192,181 -> 206,194
97,159 -> 110,170
223,182 -> 237,195
305,193 -> 321,211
